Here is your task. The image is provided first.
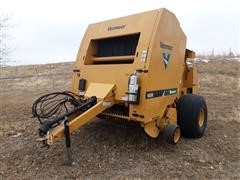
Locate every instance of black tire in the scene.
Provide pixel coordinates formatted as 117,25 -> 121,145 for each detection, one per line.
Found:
177,94 -> 207,138
164,124 -> 181,145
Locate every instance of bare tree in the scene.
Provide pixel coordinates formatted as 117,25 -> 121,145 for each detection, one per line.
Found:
0,15 -> 10,67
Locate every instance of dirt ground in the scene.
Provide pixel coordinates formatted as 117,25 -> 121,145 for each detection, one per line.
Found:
0,58 -> 239,179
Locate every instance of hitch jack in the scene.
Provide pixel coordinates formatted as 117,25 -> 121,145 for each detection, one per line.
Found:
64,117 -> 73,166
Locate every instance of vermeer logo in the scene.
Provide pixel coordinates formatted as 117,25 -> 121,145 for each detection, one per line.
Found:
162,53 -> 171,70
108,24 -> 126,31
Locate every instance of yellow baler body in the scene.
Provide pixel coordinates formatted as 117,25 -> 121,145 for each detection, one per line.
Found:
71,9 -> 196,128
41,8 -> 197,143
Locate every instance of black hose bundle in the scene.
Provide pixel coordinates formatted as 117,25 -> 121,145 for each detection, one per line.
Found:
32,91 -> 83,124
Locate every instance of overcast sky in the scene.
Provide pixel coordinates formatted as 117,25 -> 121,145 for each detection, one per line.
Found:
1,0 -> 239,65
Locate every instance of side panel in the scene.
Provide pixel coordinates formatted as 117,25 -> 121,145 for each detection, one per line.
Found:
133,9 -> 187,123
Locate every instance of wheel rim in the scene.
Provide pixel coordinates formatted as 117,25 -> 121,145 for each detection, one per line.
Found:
173,128 -> 181,143
198,108 -> 204,127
